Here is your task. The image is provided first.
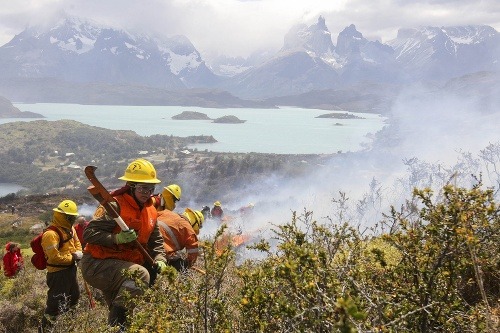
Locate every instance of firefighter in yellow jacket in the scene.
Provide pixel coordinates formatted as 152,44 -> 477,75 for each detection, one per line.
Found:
39,200 -> 83,332
157,207 -> 204,272
81,159 -> 168,331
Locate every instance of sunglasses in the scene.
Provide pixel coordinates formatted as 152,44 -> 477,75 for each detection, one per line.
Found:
135,185 -> 155,195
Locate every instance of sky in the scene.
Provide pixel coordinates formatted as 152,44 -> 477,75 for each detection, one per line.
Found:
0,0 -> 499,58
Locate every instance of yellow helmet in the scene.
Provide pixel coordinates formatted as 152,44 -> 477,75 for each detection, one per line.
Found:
214,201 -> 221,207
184,208 -> 204,234
194,210 -> 204,225
118,159 -> 161,184
53,200 -> 79,216
163,184 -> 182,201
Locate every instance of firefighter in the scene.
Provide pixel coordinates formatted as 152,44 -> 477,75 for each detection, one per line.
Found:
211,201 -> 224,220
239,202 -> 255,216
159,184 -> 182,211
3,242 -> 24,277
39,200 -> 82,332
157,201 -> 204,272
80,159 -> 168,331
73,216 -> 89,248
201,205 -> 211,220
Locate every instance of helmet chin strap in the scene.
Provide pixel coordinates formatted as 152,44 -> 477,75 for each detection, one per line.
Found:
161,196 -> 165,207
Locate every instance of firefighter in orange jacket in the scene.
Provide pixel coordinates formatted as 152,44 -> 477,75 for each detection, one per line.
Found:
81,159 -> 168,331
39,200 -> 83,332
157,207 -> 204,272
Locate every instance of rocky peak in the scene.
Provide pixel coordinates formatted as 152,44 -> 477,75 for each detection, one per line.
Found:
281,16 -> 335,57
335,24 -> 365,57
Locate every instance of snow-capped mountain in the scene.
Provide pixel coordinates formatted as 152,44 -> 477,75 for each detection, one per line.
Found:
220,17 -> 399,99
221,18 -> 498,99
334,24 -> 400,84
281,16 -> 336,59
386,25 -> 500,80
217,16 -> 341,99
0,16 -> 220,89
0,15 -> 497,102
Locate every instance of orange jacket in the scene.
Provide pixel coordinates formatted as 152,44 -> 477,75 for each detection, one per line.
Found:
85,193 -> 163,265
157,210 -> 199,266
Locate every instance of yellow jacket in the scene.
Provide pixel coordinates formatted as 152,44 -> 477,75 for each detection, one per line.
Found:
41,212 -> 82,273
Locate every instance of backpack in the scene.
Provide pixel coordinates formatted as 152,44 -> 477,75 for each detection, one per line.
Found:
30,226 -> 71,270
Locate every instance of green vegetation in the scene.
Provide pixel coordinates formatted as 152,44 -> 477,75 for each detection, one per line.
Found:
0,120 -> 217,192
0,181 -> 498,332
0,119 -> 326,204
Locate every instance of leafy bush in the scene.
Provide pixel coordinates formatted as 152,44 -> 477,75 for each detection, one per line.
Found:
0,182 -> 498,332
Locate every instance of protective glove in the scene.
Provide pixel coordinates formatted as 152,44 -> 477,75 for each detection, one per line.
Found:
156,261 -> 168,275
115,230 -> 137,244
72,251 -> 83,261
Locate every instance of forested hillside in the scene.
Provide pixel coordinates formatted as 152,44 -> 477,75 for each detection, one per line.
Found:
0,119 -> 327,204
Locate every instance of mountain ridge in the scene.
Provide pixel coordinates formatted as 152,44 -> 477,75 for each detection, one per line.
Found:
0,15 -> 497,102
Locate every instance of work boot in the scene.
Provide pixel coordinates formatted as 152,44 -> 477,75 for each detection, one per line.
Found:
38,314 -> 56,333
108,305 -> 127,331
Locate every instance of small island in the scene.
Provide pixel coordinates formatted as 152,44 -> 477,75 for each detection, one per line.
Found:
316,112 -> 364,119
213,115 -> 246,124
172,111 -> 212,120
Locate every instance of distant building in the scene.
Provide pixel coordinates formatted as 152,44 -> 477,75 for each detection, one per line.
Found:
67,162 -> 80,169
177,149 -> 191,158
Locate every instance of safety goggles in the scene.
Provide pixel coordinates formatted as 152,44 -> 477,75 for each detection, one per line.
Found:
134,185 -> 155,195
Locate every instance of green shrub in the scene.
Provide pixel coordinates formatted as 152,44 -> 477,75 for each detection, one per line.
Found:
0,182 -> 498,332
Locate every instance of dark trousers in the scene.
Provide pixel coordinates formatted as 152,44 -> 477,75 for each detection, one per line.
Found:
145,262 -> 158,287
45,265 -> 80,316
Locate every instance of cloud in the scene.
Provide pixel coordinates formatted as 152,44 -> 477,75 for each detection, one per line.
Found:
0,0 -> 499,57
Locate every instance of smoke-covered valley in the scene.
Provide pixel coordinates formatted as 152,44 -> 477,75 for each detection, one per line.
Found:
200,81 -> 500,249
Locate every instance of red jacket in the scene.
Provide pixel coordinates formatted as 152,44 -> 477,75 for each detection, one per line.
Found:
74,221 -> 89,247
211,206 -> 223,219
3,243 -> 24,277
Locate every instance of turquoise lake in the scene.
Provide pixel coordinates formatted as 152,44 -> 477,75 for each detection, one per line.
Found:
6,103 -> 387,154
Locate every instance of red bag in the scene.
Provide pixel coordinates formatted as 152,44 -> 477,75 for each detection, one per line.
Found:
30,226 -> 66,270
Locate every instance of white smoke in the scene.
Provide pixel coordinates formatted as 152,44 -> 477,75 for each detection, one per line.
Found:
78,203 -> 98,219
197,82 -> 500,246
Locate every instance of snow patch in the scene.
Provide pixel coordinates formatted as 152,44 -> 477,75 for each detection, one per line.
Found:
168,52 -> 200,75
449,36 -> 474,45
52,35 -> 96,54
